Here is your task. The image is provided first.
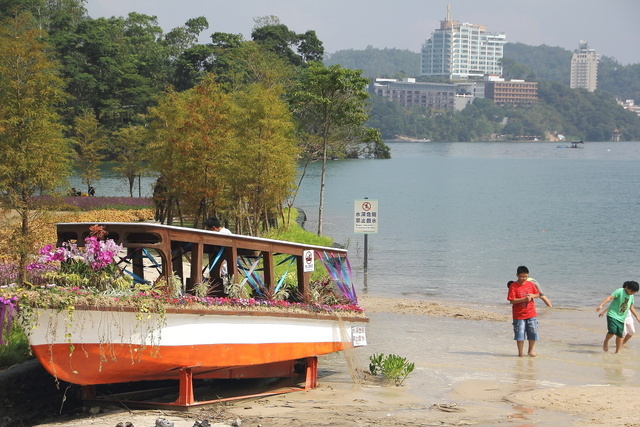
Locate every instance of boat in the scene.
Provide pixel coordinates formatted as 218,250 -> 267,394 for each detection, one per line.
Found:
557,140 -> 584,148
21,222 -> 369,407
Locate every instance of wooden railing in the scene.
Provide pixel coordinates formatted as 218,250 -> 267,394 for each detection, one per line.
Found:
56,222 -> 348,303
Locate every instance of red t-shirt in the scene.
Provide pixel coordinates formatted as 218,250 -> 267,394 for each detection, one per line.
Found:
507,280 -> 538,320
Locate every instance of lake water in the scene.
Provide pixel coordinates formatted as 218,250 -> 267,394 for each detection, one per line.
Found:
71,141 -> 640,310
294,141 -> 640,310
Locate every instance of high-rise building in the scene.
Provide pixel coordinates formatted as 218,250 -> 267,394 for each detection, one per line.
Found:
421,6 -> 506,80
570,41 -> 598,92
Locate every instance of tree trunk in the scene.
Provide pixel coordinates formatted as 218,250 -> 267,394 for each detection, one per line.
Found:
317,140 -> 328,236
17,210 -> 29,284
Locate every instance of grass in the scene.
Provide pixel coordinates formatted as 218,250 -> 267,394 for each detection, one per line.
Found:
263,208 -> 333,247
0,326 -> 31,369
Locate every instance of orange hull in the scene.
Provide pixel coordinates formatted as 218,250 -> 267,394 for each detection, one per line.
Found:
31,341 -> 347,385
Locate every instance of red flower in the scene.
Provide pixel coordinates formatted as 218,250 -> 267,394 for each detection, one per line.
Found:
89,224 -> 109,240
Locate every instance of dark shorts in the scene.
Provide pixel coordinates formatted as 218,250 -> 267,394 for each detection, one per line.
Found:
607,315 -> 625,338
513,317 -> 539,341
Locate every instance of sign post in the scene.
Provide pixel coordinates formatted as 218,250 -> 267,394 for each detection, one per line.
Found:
354,198 -> 378,271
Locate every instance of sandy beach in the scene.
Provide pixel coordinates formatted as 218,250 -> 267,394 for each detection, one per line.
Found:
19,295 -> 640,426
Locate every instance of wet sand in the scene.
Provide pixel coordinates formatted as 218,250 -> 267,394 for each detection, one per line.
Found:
32,295 -> 640,426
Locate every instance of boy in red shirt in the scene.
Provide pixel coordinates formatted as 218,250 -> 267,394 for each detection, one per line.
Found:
507,266 -> 539,357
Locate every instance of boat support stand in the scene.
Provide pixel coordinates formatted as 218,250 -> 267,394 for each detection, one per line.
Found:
81,356 -> 318,410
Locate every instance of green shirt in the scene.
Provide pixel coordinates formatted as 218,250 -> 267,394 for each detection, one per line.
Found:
607,288 -> 634,322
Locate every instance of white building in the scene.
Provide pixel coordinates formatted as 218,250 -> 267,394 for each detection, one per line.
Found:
570,41 -> 598,92
370,78 -> 473,111
421,6 -> 506,80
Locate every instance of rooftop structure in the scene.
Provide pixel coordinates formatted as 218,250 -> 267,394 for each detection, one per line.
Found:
421,5 -> 506,80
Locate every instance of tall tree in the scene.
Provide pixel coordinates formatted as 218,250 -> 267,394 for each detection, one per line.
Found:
229,83 -> 298,234
290,63 -> 373,235
146,75 -> 235,227
0,12 -> 70,281
112,125 -> 148,197
73,110 -> 104,193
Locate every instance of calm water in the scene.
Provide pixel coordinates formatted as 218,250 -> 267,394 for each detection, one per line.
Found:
71,141 -> 640,310
294,141 -> 640,310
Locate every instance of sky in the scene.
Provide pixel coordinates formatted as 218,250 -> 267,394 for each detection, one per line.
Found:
85,0 -> 640,65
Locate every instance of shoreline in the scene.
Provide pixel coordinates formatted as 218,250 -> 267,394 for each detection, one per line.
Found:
13,295 -> 640,426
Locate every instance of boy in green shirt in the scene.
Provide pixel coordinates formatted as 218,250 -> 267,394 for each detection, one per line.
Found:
596,281 -> 639,353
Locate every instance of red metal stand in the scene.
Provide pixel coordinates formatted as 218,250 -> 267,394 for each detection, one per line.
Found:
81,357 -> 319,410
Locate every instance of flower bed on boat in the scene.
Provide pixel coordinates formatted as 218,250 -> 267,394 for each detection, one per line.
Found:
0,284 -> 366,345
2,285 -> 365,316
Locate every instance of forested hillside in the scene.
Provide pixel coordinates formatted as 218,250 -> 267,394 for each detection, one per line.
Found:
324,46 -> 420,78
326,44 -> 640,141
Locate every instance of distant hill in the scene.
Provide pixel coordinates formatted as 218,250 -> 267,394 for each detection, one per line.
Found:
325,45 -> 640,142
324,46 -> 420,78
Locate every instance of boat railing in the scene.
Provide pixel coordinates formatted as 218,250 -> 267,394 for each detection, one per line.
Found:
55,222 -> 353,304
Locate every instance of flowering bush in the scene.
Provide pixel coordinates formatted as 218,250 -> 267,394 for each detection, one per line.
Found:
26,236 -> 129,290
1,285 -> 365,317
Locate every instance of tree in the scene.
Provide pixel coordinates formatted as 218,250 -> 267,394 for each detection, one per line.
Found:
229,83 -> 298,234
112,125 -> 148,197
146,75 -> 235,227
290,63 -> 374,235
251,19 -> 323,66
0,12 -> 70,281
73,110 -> 104,193
55,13 -> 170,133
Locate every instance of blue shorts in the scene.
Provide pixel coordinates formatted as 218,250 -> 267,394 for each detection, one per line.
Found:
513,317 -> 539,341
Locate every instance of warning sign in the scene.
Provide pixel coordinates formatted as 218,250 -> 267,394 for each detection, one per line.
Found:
302,249 -> 315,272
354,199 -> 378,234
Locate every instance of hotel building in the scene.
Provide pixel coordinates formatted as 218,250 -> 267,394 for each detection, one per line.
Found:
421,6 -> 506,80
570,40 -> 598,92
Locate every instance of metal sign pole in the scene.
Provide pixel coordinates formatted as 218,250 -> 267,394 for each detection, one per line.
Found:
364,233 -> 368,271
354,197 -> 378,274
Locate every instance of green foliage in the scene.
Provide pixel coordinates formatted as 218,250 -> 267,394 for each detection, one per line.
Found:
0,325 -> 31,369
325,46 -> 420,78
0,12 -> 71,282
262,208 -> 333,246
503,42 -> 571,85
111,125 -> 149,197
252,19 -> 323,66
73,110 -> 105,193
147,70 -> 299,232
368,353 -> 415,386
290,63 -> 376,235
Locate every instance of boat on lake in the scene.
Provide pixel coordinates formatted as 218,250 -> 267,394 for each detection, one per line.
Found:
557,140 -> 584,148
23,222 -> 368,407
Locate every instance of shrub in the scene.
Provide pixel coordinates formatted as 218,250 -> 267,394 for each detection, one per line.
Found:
369,353 -> 415,386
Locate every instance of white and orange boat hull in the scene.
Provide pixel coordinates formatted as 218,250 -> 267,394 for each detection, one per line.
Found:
27,307 -> 368,386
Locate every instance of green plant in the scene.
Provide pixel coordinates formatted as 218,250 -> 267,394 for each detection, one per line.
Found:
0,325 -> 31,369
225,281 -> 253,299
368,353 -> 415,386
192,282 -> 209,298
164,274 -> 183,298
